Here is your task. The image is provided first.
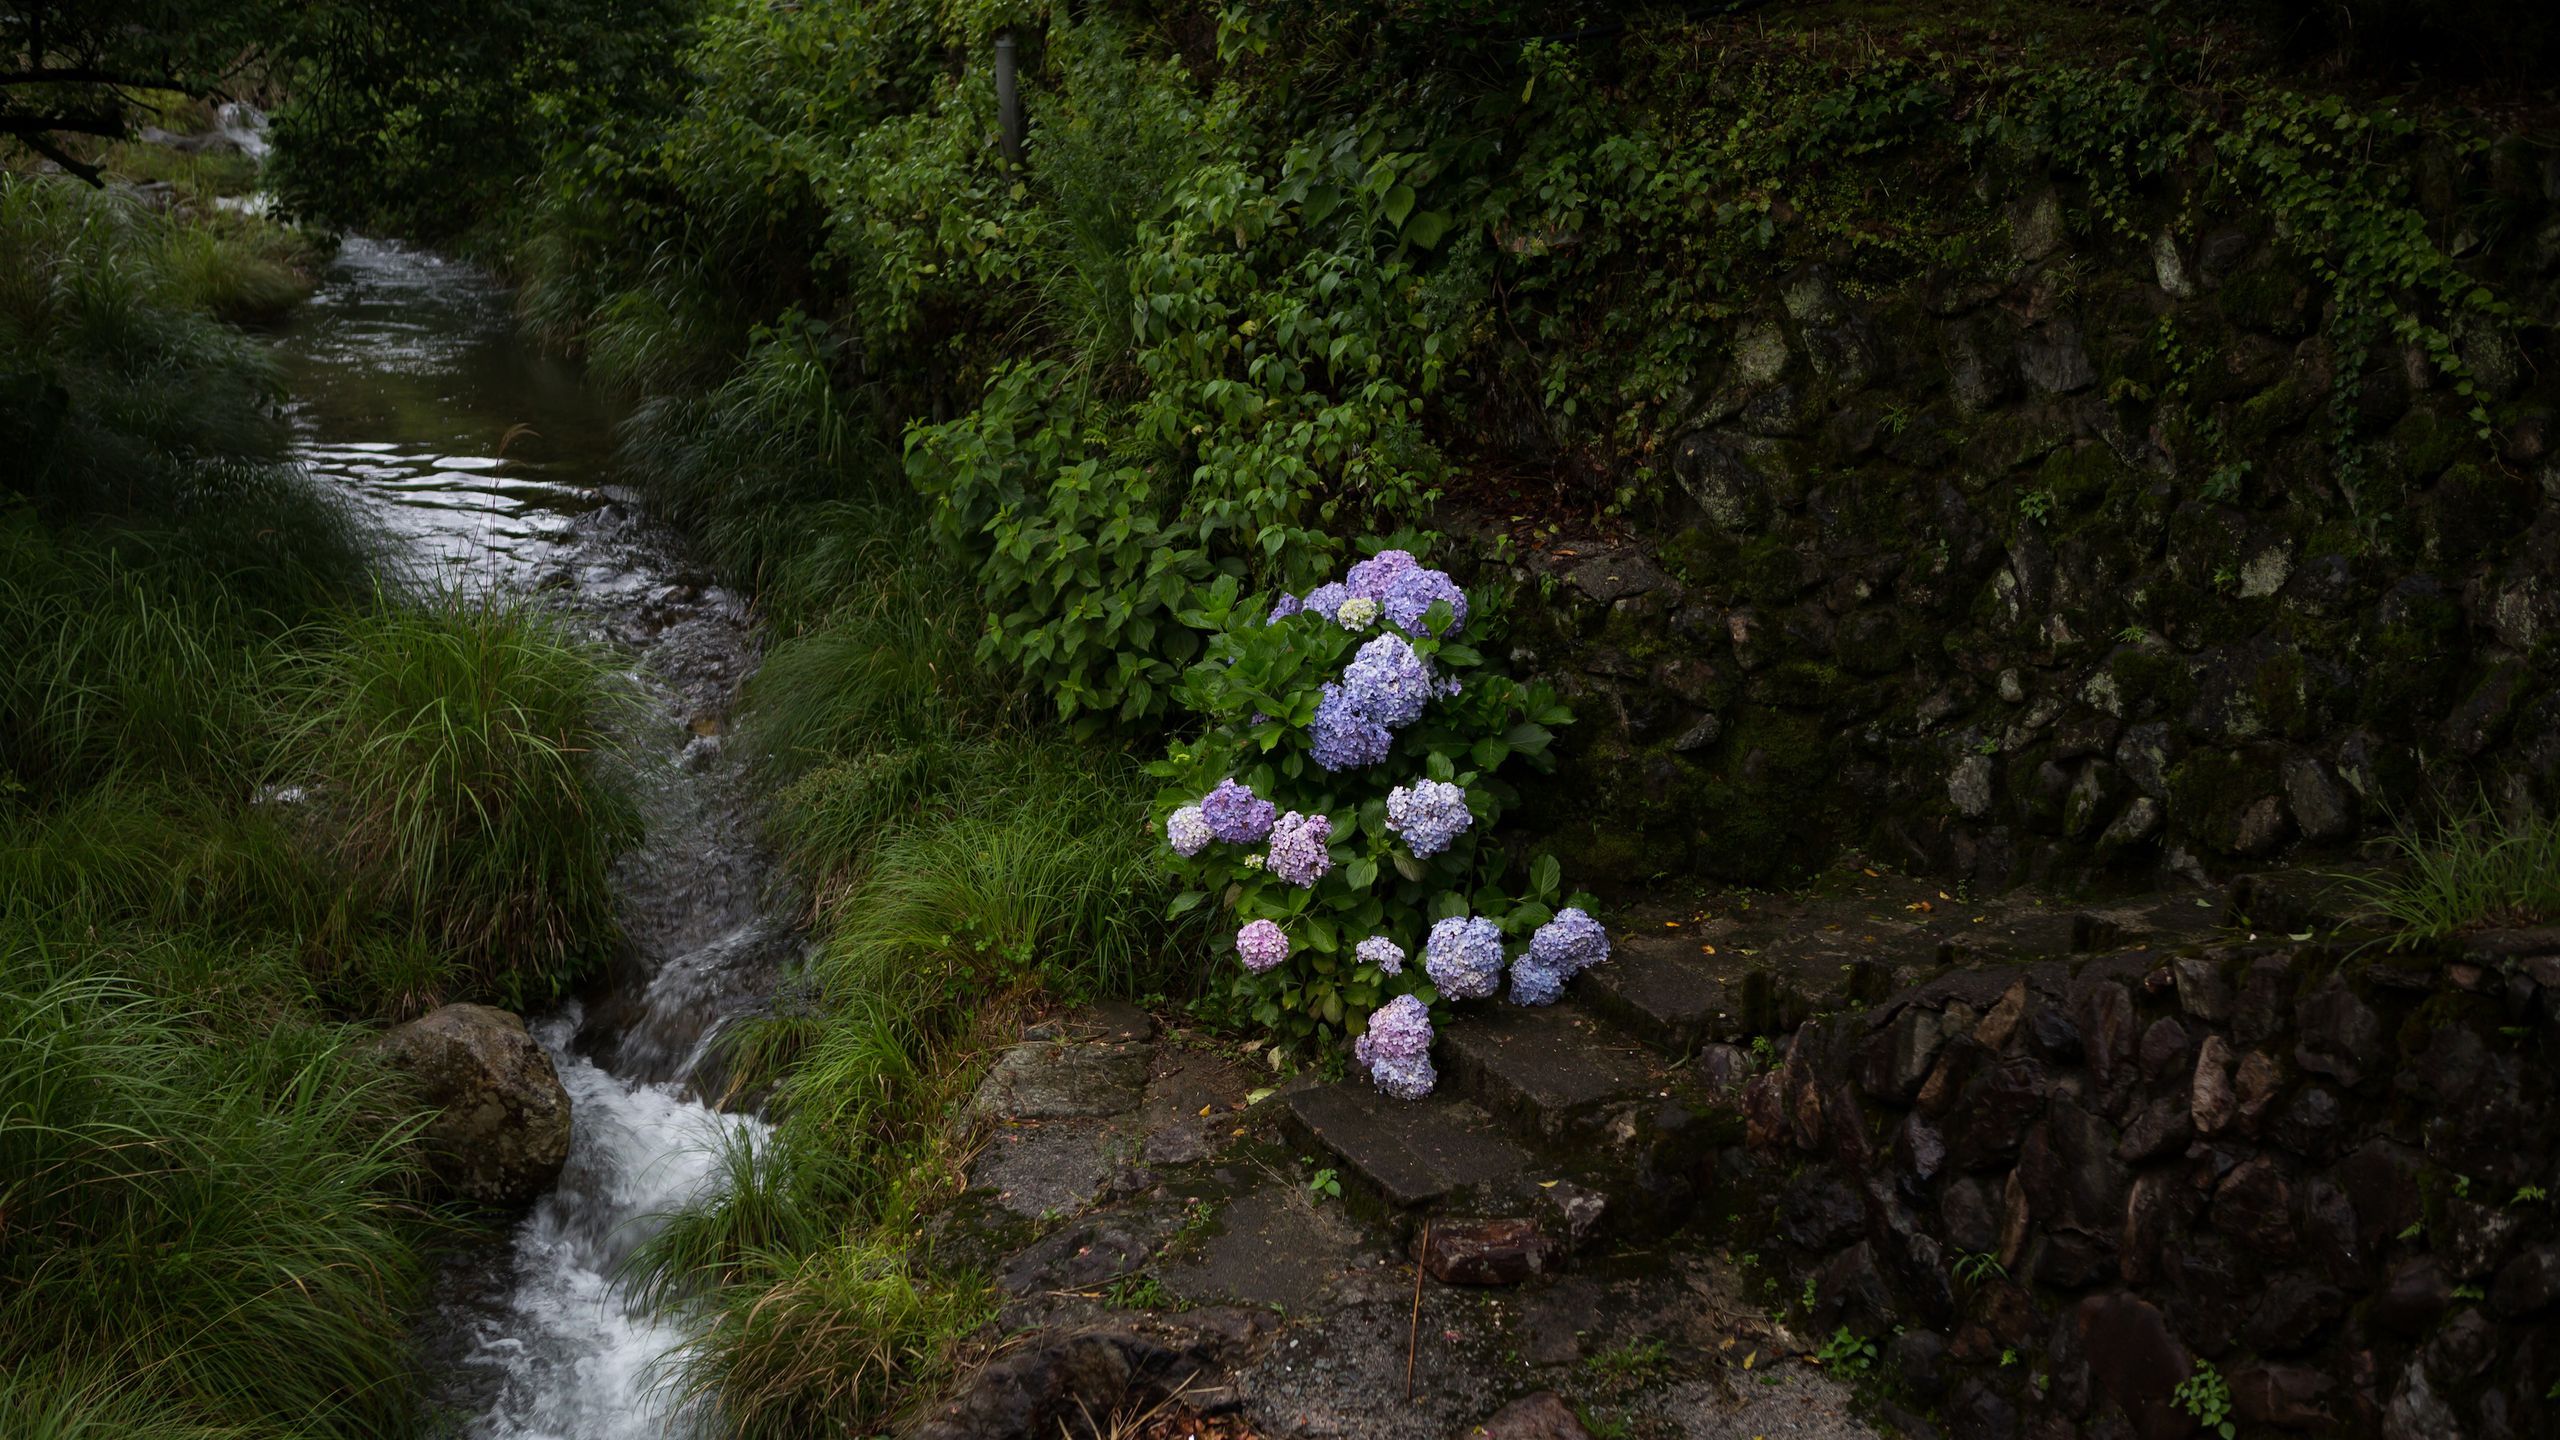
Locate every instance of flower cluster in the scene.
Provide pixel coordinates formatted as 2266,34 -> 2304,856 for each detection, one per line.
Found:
1341,634 -> 1434,727
1355,935 -> 1405,975
1279,551 -> 1471,639
1166,805 -> 1212,857
1352,994 -> 1435,1100
1424,915 -> 1506,1000
1385,779 -> 1472,858
1236,919 -> 1289,973
1310,681 -> 1396,771
1266,810 -> 1334,887
1510,907 -> 1611,1006
1200,778 -> 1276,844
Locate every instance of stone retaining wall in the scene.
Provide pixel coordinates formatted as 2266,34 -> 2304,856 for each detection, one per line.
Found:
1724,919 -> 2560,1439
1462,148 -> 2560,891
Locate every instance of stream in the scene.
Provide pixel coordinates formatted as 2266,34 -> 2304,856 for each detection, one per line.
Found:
275,235 -> 796,1438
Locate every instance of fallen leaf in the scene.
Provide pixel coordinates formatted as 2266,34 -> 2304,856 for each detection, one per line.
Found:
1245,1087 -> 1274,1105
1664,920 -> 1680,928
1743,1350 -> 1756,1370
1700,944 -> 1717,955
1199,1104 -> 1214,1116
1538,1179 -> 1559,1188
1861,868 -> 1879,877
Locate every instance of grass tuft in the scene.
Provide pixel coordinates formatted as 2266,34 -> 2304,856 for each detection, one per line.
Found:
2349,799 -> 2560,943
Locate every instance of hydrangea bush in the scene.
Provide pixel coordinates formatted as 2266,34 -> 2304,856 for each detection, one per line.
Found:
1147,548 -> 1603,1101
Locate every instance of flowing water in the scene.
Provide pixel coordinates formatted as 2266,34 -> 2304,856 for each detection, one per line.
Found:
275,236 -> 796,1438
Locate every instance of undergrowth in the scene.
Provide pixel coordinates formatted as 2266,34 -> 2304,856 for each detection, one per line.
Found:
2350,800 -> 2560,943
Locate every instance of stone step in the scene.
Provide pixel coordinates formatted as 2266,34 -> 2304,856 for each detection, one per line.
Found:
1576,939 -> 1789,1053
1435,1001 -> 1664,1142
1279,1083 -> 1535,1213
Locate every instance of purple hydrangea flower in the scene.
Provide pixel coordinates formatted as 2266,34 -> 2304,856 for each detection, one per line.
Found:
1340,634 -> 1435,728
1379,566 -> 1468,637
1355,935 -> 1406,976
1200,779 -> 1276,845
1166,805 -> 1211,857
1353,994 -> 1436,1099
1424,915 -> 1505,1000
1302,581 -> 1350,622
1236,919 -> 1289,973
1344,549 -> 1421,593
1310,682 -> 1394,771
1266,593 -> 1303,624
1369,1052 -> 1436,1100
1511,907 -> 1609,1007
1266,810 -> 1334,887
1353,993 -> 1432,1063
1385,779 -> 1473,859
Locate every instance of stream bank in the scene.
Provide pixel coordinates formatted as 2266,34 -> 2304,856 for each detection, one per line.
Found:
272,233 -> 795,1437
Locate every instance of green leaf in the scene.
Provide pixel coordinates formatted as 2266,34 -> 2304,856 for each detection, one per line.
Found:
1169,890 -> 1209,917
1383,184 -> 1416,227
1531,852 -> 1561,899
1405,209 -> 1453,249
1393,852 -> 1427,883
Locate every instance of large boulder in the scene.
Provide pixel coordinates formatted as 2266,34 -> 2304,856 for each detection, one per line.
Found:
377,1003 -> 572,1206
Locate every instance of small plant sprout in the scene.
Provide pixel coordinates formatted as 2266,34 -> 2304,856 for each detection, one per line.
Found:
1306,1166 -> 1342,1200
1814,1328 -> 1877,1377
2174,1359 -> 2236,1440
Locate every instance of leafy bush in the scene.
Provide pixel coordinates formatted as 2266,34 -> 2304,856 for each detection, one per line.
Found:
1146,550 -> 1586,1077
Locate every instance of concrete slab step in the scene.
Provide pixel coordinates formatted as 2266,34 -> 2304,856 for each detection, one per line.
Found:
1436,1002 -> 1664,1141
1576,941 -> 1783,1053
1279,1083 -> 1535,1212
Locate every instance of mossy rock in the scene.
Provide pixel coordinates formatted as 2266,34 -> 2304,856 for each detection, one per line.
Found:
2217,253 -> 2315,338
2165,746 -> 2273,850
1688,708 -> 1839,885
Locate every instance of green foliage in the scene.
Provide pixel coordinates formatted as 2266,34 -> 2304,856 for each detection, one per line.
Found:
282,595 -> 641,1013
2174,1358 -> 2237,1439
1815,1327 -> 1877,1378
2346,799 -> 2560,944
1147,565 -> 1575,1049
0,946 -> 432,1438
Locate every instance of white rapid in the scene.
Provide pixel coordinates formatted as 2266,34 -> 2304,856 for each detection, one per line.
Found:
273,235 -> 795,1438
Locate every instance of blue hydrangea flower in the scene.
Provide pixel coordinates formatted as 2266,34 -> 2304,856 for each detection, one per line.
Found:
1302,581 -> 1350,622
1165,805 -> 1211,857
1345,549 -> 1421,594
1266,593 -> 1303,624
1511,907 -> 1609,1006
1340,634 -> 1435,728
1385,779 -> 1473,859
1355,935 -> 1406,976
1379,566 -> 1468,636
1200,778 -> 1276,845
1310,683 -> 1394,771
1266,810 -> 1334,887
1424,915 -> 1505,1000
1335,595 -> 1381,629
1236,919 -> 1289,973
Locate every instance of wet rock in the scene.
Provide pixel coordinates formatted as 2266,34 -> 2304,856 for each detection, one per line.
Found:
2191,1034 -> 2237,1136
2076,1293 -> 2193,1440
2120,1172 -> 2192,1286
1888,1328 -> 1950,1399
1418,1218 -> 1559,1285
1975,982 -> 2029,1053
2381,1360 -> 2464,1440
2446,1197 -> 2524,1280
2282,753 -> 2355,843
2337,1141 -> 2424,1251
2072,980 -> 2136,1094
2272,1085 -> 2342,1161
2294,977 -> 2383,1089
375,1003 -> 572,1207
2137,1017 -> 2193,1084
1862,1005 -> 1948,1102
2117,1095 -> 2192,1163
1945,1377 -> 2020,1440
1953,1059 -> 2048,1170
1461,1390 -> 1590,1440
1942,1176 -> 2001,1255
1781,1172 -> 1866,1250
2298,1179 -> 2363,1289
972,1042 -> 1151,1120
2424,1307 -> 2496,1384
2492,1245 -> 2560,1316
1674,434 -> 1771,535
2172,955 -> 2234,1023
2019,321 -> 2096,394
2245,1274 -> 2345,1353
2232,1049 -> 2284,1134
2374,1256 -> 2454,1335
1950,753 -> 1996,818
2211,1155 -> 2296,1257
2098,796 -> 2164,853
2229,1363 -> 2339,1431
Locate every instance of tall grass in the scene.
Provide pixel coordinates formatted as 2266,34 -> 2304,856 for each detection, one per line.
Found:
632,523 -> 1172,1433
2349,799 -> 2560,943
0,944 -> 433,1439
283,594 -> 642,1013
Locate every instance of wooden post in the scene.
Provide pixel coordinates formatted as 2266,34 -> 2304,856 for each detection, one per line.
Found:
994,28 -> 1023,167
